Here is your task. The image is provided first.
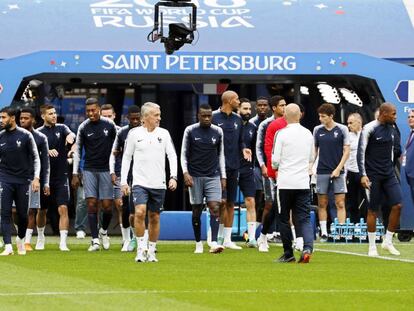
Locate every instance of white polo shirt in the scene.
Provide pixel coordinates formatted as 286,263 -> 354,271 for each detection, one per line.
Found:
271,123 -> 314,189
121,126 -> 177,189
345,131 -> 361,173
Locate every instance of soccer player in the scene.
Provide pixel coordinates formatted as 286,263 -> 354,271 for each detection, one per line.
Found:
358,103 -> 402,256
38,104 -> 75,251
212,90 -> 251,250
313,103 -> 350,241
121,102 -> 177,262
101,104 -> 124,242
0,106 -> 40,256
249,97 -> 270,227
110,105 -> 141,251
19,108 -> 51,251
238,99 -> 258,247
255,95 -> 286,251
272,104 -> 314,263
72,98 -> 117,251
181,104 -> 226,254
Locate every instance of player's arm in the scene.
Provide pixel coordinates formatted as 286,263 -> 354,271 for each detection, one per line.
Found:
41,136 -> 51,196
120,131 -> 135,195
180,126 -> 193,187
166,132 -> 178,191
28,133 -> 41,192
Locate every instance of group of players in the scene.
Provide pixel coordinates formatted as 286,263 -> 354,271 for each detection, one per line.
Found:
0,89 -> 404,262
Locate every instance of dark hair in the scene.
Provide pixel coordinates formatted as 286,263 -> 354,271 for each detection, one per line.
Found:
256,96 -> 269,102
269,95 -> 285,108
20,107 -> 36,117
199,104 -> 212,111
239,98 -> 250,104
318,103 -> 335,116
40,104 -> 54,115
0,106 -> 16,116
128,105 -> 141,114
100,104 -> 114,112
85,97 -> 99,106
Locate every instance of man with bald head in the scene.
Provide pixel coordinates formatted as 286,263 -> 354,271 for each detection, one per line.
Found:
271,104 -> 314,263
212,90 -> 252,250
358,102 -> 402,257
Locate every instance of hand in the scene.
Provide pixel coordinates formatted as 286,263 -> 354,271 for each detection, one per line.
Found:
168,178 -> 177,191
361,176 -> 371,189
67,150 -> 75,158
71,174 -> 80,189
43,186 -> 50,196
112,150 -> 120,157
111,173 -> 117,185
330,168 -> 341,178
121,184 -> 130,196
243,148 -> 252,162
183,172 -> 193,187
66,134 -> 75,145
32,178 -> 40,192
221,178 -> 227,191
261,165 -> 268,178
49,149 -> 59,157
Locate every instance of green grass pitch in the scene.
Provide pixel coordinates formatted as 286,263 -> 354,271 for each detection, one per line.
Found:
0,237 -> 413,311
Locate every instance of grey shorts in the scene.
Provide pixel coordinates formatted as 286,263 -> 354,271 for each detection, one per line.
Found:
83,170 -> 114,200
263,177 -> 275,203
113,176 -> 122,200
254,166 -> 263,191
188,176 -> 221,205
132,185 -> 166,213
316,174 -> 347,195
29,188 -> 41,209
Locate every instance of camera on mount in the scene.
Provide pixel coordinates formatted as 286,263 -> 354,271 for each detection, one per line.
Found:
147,0 -> 197,55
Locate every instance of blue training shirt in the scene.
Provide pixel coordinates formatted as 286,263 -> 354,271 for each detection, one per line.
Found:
357,120 -> 399,178
240,121 -> 257,172
180,123 -> 226,178
0,127 -> 40,184
314,123 -> 350,174
212,110 -> 245,171
110,124 -> 136,179
38,123 -> 73,181
73,117 -> 117,173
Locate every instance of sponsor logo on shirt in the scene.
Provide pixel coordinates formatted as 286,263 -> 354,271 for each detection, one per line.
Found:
87,133 -> 94,137
319,133 -> 325,137
137,139 -> 144,142
195,137 -> 201,141
376,137 -> 382,141
218,123 -> 224,127
0,143 -> 5,147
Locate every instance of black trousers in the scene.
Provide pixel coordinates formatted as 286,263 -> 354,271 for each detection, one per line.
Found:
277,189 -> 313,254
346,171 -> 367,223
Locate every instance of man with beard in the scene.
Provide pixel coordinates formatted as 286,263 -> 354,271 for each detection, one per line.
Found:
238,99 -> 258,247
0,106 -> 40,256
181,104 -> 226,254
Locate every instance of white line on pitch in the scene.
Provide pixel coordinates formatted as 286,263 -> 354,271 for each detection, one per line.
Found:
314,248 -> 414,263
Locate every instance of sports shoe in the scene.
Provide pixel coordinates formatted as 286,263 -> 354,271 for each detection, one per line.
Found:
88,240 -> 100,252
121,240 -> 131,252
194,241 -> 203,254
59,244 -> 70,252
223,241 -> 242,250
298,250 -> 311,263
0,245 -> 13,256
209,243 -> 224,254
320,235 -> 328,243
147,251 -> 158,262
76,230 -> 86,239
99,229 -> 110,250
0,240 -> 4,248
135,249 -> 147,262
246,239 -> 258,248
127,239 -> 137,252
276,253 -> 296,263
368,247 -> 379,257
16,238 -> 26,256
25,243 -> 33,252
35,238 -> 45,250
294,237 -> 304,252
258,236 -> 269,252
381,241 -> 400,256
267,234 -> 282,244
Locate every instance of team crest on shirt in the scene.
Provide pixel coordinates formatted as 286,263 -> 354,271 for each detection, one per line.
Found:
212,137 -> 217,144
334,131 -> 339,138
16,139 -> 21,147
103,128 -> 109,136
55,132 -> 61,139
234,122 -> 238,129
249,130 -> 253,137
158,137 -> 162,143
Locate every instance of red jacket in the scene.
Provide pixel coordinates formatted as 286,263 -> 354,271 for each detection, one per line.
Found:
264,117 -> 288,179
